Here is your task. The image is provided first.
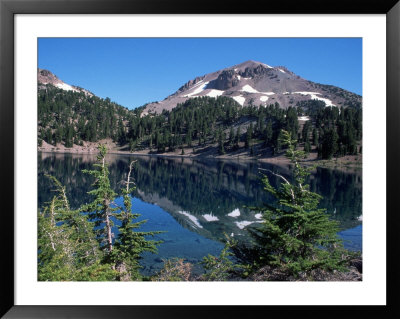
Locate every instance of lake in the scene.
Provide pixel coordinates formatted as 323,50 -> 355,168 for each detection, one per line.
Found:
38,152 -> 362,276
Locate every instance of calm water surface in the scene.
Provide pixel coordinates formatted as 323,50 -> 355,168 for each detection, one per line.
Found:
38,152 -> 362,275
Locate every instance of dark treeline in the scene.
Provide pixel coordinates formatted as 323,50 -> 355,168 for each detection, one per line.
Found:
38,85 -> 362,160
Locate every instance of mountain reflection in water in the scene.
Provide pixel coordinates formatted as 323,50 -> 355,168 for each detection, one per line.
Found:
38,152 -> 362,274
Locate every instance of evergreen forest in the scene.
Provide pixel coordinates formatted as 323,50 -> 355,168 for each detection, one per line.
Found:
38,85 -> 362,160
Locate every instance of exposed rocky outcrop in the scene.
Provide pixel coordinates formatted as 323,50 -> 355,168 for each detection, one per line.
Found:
210,70 -> 240,90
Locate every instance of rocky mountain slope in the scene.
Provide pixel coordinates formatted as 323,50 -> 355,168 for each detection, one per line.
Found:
38,68 -> 94,97
142,60 -> 361,115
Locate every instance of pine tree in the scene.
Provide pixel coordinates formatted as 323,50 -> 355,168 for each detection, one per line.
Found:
38,146 -> 164,281
256,115 -> 264,134
302,120 -> 311,143
65,125 -> 74,148
249,130 -> 348,278
312,128 -> 318,146
38,175 -> 115,281
320,128 -> 338,159
54,125 -> 63,145
234,126 -> 241,150
264,121 -> 273,146
228,127 -> 235,148
245,124 -> 253,149
81,145 -> 117,256
201,235 -> 241,281
45,128 -> 52,145
218,129 -> 225,155
285,107 -> 299,139
112,161 -> 162,280
304,141 -> 311,155
186,132 -> 192,148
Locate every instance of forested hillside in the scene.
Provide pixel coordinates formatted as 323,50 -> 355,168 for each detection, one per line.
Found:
38,85 -> 362,160
38,84 -> 135,147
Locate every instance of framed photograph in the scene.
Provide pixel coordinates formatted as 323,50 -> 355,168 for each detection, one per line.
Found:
1,0 -> 399,318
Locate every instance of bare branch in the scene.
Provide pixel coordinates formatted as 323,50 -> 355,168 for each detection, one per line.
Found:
43,227 -> 56,251
259,168 -> 290,185
259,168 -> 295,202
49,198 -> 56,227
125,160 -> 136,193
56,184 -> 70,211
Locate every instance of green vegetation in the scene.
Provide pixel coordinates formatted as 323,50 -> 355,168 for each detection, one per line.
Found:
298,100 -> 362,159
38,144 -> 161,281
38,85 -> 361,161
39,135 -> 360,281
38,85 -> 132,146
201,235 -> 242,281
152,258 -> 192,281
245,131 -> 350,278
38,174 -> 115,281
37,81 -> 362,280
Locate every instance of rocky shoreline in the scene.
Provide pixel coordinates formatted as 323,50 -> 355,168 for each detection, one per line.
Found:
38,138 -> 362,171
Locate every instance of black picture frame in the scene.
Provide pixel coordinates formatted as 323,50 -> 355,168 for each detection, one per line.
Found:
1,0 -> 399,318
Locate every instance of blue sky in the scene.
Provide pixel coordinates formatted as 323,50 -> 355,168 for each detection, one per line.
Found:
38,38 -> 362,109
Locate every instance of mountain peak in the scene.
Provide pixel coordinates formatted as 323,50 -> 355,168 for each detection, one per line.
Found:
38,68 -> 93,97
38,68 -> 62,86
141,60 -> 361,115
230,60 -> 273,72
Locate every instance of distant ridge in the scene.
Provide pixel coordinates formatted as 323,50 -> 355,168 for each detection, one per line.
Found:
142,60 -> 361,115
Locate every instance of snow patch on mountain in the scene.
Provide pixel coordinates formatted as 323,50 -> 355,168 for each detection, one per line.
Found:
314,97 -> 335,107
232,95 -> 245,106
260,96 -> 269,102
55,82 -> 79,92
261,63 -> 273,68
183,81 -> 209,97
206,89 -> 224,97
241,84 -> 259,93
241,85 -> 275,96
294,91 -> 335,107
